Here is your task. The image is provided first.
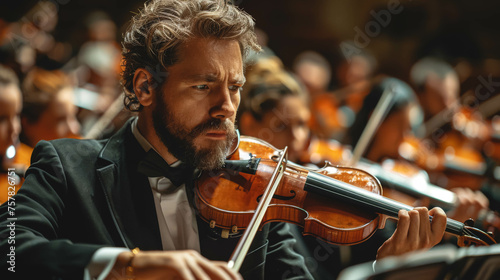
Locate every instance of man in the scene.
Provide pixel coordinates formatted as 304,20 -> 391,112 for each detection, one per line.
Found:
409,57 -> 490,191
0,1 -> 447,279
20,67 -> 81,148
0,64 -> 29,204
409,57 -> 461,125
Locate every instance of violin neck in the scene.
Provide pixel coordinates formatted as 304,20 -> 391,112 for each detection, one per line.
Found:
304,171 -> 464,236
444,160 -> 486,176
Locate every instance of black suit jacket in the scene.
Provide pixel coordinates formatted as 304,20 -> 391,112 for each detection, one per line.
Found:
0,120 -> 312,279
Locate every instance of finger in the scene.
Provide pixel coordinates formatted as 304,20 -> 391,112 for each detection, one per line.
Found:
428,207 -> 447,242
474,190 -> 489,209
454,189 -> 474,221
195,256 -> 232,280
456,195 -> 466,209
172,262 -> 197,280
451,188 -> 464,197
415,207 -> 430,245
462,189 -> 477,219
393,210 -> 410,243
461,189 -> 474,208
453,188 -> 467,206
186,258 -> 211,280
407,209 -> 421,245
213,261 -> 243,280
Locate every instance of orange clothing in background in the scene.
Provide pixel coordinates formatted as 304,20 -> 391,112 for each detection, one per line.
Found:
0,143 -> 32,204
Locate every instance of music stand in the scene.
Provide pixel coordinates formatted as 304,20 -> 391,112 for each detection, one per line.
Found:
338,244 -> 500,280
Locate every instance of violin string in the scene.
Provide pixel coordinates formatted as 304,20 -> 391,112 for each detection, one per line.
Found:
463,227 -> 475,237
307,169 -> 487,242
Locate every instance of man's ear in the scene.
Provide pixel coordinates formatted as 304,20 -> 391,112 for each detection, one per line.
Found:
133,68 -> 155,107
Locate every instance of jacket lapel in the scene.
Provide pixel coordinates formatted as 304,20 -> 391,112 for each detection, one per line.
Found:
96,119 -> 163,250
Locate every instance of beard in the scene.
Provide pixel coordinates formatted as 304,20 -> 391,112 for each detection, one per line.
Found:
152,95 -> 237,171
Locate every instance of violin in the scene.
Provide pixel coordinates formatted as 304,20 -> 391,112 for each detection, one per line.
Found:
194,136 -> 495,269
399,134 -> 487,190
371,159 -> 500,242
298,137 -> 500,241
411,96 -> 499,190
308,79 -> 374,139
300,137 -> 448,207
299,136 -> 352,166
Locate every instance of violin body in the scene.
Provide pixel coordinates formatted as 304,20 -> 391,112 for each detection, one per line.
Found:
196,136 -> 384,245
300,138 -> 428,207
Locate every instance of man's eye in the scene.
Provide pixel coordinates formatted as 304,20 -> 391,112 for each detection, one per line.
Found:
229,85 -> 242,92
273,122 -> 286,131
194,85 -> 209,90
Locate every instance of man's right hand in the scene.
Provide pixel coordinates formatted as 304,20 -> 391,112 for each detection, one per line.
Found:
106,250 -> 242,280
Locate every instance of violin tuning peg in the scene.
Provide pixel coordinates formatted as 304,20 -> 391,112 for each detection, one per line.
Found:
464,218 -> 475,227
221,229 -> 229,239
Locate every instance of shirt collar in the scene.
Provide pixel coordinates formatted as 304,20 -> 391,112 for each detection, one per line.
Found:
131,117 -> 182,168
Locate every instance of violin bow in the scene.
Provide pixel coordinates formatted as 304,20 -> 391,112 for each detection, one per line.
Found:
84,92 -> 125,139
349,83 -> 396,165
227,147 -> 288,271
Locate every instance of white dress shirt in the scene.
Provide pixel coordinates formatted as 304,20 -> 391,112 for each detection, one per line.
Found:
132,119 -> 200,251
85,119 -> 200,279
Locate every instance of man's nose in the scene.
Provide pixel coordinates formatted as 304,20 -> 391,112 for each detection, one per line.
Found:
210,87 -> 237,120
9,116 -> 21,137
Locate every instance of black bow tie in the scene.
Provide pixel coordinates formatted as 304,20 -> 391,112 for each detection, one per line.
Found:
137,149 -> 194,187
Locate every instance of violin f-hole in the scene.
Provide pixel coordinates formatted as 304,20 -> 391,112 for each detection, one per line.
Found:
256,190 -> 297,202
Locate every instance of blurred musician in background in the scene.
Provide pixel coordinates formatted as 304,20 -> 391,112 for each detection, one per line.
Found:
347,77 -> 490,225
293,51 -> 349,140
343,77 -> 492,271
238,57 -> 453,278
238,55 -> 340,279
410,58 -> 461,123
20,67 -> 80,148
409,57 -> 490,190
238,57 -> 310,163
333,46 -> 378,116
0,65 -> 29,203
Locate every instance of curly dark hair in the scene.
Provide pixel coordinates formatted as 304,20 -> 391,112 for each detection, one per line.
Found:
121,0 -> 260,111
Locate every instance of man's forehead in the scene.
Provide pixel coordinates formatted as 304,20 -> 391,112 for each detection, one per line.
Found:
183,73 -> 246,83
178,38 -> 243,61
171,38 -> 244,79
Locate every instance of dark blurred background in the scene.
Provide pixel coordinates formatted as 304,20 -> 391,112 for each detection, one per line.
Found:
3,0 -> 500,81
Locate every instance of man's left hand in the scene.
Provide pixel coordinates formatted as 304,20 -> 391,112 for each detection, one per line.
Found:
376,207 -> 447,259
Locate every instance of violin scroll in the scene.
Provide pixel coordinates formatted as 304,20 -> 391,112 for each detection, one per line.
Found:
457,219 -> 496,247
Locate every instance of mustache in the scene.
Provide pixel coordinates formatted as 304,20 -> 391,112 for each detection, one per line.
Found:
188,118 -> 236,138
